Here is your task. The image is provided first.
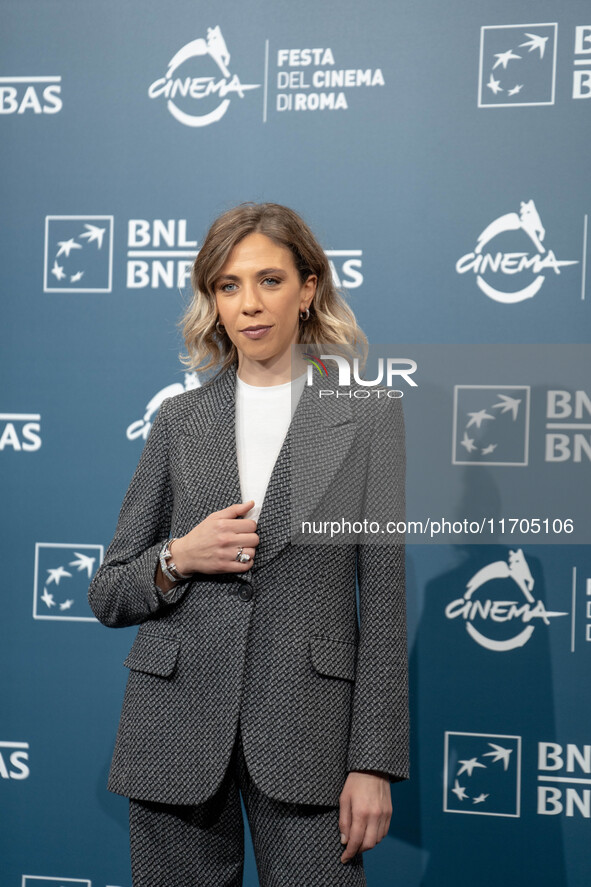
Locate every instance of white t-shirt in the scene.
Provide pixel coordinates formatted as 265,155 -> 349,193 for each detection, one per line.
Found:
235,371 -> 307,523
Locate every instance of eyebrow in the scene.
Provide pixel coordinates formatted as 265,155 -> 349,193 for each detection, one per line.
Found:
216,267 -> 286,281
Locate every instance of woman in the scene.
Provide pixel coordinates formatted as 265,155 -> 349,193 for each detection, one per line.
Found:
88,203 -> 408,887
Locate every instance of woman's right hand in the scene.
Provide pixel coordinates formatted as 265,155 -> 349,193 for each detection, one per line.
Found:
170,500 -> 259,576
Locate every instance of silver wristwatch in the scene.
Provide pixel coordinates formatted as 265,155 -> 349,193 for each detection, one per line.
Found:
159,538 -> 192,582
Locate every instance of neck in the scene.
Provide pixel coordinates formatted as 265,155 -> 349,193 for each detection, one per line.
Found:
236,351 -> 307,387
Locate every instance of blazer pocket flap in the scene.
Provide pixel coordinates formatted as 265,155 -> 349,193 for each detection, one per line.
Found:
309,635 -> 357,682
123,633 -> 180,677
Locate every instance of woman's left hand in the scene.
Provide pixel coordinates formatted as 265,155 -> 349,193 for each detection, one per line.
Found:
338,770 -> 392,863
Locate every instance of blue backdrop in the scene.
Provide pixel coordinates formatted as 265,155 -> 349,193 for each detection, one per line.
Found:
2,1 -> 590,885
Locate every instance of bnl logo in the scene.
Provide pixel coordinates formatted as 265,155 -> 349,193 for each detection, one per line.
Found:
478,24 -> 557,107
444,732 -> 522,817
33,543 -> 103,621
479,23 -> 591,105
538,742 -> 591,818
453,386 -> 530,466
44,216 -> 114,293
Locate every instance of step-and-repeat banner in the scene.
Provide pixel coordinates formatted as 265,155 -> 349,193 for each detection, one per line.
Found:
2,1 -> 590,885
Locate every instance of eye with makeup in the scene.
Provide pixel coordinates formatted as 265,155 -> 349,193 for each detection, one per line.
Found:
216,276 -> 282,293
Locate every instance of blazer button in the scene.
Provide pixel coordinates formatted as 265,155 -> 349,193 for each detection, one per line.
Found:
239,585 -> 253,601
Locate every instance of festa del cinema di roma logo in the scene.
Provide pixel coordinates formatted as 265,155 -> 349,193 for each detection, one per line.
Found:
445,548 -> 568,651
456,199 -> 578,304
148,25 -> 259,126
126,372 -> 201,440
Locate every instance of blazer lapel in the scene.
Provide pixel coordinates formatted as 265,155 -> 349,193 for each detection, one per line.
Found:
179,361 -> 357,574
254,368 -> 356,571
178,362 -> 242,522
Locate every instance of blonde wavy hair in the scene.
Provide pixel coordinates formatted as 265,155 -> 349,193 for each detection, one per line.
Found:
179,202 -> 368,376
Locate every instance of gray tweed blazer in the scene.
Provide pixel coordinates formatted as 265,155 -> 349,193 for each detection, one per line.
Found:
88,360 -> 408,806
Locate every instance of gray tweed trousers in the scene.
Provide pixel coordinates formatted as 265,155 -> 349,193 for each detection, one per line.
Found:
129,716 -> 367,887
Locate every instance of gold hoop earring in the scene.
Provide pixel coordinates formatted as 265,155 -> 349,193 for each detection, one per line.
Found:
299,308 -> 310,321
215,320 -> 225,334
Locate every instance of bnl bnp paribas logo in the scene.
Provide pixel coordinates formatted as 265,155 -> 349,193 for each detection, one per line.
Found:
0,75 -> 62,115
453,385 -> 529,466
478,24 -> 557,107
44,216 -> 114,293
33,543 -> 103,622
148,25 -> 260,126
444,733 -> 591,819
0,741 -> 30,781
444,732 -> 521,817
453,384 -> 591,465
126,222 -> 363,290
456,200 -> 581,305
43,217 -> 363,293
478,24 -> 591,105
0,411 -> 41,451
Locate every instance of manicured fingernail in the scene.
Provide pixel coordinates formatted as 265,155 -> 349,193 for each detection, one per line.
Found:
340,833 -> 346,843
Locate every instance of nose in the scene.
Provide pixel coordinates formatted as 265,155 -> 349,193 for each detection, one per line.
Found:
240,280 -> 264,313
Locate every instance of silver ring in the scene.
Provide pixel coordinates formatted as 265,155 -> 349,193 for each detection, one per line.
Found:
235,547 -> 251,563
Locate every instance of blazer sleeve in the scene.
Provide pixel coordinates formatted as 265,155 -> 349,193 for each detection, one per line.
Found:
346,394 -> 409,782
88,397 -> 193,627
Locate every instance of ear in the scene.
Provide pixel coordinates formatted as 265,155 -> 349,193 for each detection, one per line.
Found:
300,273 -> 318,310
